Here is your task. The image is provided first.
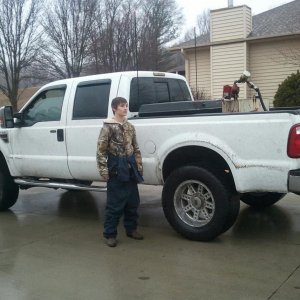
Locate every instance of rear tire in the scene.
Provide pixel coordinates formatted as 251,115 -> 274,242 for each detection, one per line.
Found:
240,192 -> 285,209
0,168 -> 19,211
162,166 -> 238,241
221,193 -> 240,233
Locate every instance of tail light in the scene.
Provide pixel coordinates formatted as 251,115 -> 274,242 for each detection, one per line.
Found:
287,124 -> 300,158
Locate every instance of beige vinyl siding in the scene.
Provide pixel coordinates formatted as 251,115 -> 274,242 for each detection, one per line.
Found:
244,44 -> 253,109
246,44 -> 250,71
211,42 -> 247,99
249,38 -> 300,107
185,48 -> 211,99
211,6 -> 251,42
179,4 -> 300,110
184,58 -> 190,83
245,6 -> 252,37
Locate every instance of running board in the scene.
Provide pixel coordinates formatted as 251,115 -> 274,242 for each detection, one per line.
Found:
14,179 -> 107,192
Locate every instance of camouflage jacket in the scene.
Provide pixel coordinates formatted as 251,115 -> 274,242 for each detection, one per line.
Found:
96,118 -> 143,177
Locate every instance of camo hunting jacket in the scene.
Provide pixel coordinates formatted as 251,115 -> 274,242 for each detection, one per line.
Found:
96,118 -> 143,177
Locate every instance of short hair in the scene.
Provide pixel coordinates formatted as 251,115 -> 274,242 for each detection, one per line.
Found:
111,97 -> 128,111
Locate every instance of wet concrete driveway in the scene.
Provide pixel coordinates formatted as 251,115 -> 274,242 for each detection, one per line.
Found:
0,185 -> 300,300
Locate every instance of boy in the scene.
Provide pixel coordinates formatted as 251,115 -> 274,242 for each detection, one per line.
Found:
96,97 -> 144,247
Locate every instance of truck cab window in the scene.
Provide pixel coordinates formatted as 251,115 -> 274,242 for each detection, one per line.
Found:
169,79 -> 192,101
73,80 -> 111,119
129,77 -> 191,112
178,80 -> 192,101
22,87 -> 66,126
155,82 -> 169,103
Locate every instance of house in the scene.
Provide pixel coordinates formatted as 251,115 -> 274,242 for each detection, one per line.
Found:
171,0 -> 300,110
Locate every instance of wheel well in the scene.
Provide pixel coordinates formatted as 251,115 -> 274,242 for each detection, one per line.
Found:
162,146 -> 236,192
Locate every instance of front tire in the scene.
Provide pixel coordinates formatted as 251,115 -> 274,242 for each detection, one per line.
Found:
0,168 -> 19,211
240,192 -> 285,209
162,166 -> 237,241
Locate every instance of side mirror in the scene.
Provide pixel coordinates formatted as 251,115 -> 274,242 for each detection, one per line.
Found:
0,106 -> 14,128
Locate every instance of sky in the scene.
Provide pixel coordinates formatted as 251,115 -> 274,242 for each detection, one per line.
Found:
176,0 -> 294,35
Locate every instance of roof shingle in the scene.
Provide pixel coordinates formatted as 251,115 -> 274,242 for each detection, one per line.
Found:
173,0 -> 300,49
250,0 -> 300,37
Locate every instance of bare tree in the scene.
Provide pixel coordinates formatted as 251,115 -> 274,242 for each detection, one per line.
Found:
138,0 -> 183,70
182,28 -> 195,42
40,0 -> 98,79
197,9 -> 210,36
183,9 -> 210,42
89,0 -> 139,73
0,0 -> 41,111
88,0 -> 182,73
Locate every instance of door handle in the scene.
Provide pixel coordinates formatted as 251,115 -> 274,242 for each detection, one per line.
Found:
50,130 -> 57,133
57,129 -> 64,142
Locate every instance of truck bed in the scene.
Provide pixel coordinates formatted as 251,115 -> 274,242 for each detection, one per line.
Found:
137,100 -> 300,118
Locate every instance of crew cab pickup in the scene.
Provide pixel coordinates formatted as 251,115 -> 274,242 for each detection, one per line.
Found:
1,71 -> 300,241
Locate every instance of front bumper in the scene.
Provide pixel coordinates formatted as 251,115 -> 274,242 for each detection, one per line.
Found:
288,169 -> 300,193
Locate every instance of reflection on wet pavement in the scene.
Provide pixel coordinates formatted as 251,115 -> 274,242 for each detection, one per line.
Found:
0,186 -> 299,299
58,191 -> 100,219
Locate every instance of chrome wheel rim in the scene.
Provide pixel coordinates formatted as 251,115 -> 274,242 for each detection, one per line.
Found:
174,180 -> 215,227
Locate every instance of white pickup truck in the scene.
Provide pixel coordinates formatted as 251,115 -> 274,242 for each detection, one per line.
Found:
1,71 -> 300,241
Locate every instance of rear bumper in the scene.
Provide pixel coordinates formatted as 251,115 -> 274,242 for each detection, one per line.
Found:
288,169 -> 300,193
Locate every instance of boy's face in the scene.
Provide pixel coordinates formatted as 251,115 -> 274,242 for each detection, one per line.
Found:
113,102 -> 128,117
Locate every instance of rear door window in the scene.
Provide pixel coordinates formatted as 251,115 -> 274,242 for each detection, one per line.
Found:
73,79 -> 111,119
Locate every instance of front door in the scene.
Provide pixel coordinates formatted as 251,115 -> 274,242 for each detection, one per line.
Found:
11,85 -> 71,179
